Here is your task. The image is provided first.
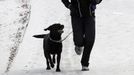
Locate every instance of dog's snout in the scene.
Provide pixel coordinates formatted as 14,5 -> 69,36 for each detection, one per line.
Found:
60,25 -> 64,29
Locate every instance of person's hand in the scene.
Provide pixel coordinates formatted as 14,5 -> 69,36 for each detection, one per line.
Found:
91,0 -> 102,4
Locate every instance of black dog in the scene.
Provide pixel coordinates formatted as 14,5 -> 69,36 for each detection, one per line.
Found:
33,23 -> 64,72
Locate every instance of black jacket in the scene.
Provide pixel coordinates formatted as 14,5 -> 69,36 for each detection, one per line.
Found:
62,0 -> 102,17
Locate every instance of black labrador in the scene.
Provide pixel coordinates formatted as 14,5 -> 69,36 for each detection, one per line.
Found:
33,23 -> 64,72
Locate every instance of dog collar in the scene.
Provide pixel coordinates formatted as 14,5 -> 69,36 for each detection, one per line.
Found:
48,34 -> 62,43
48,31 -> 72,43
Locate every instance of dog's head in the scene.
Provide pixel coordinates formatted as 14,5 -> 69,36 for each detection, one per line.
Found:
44,23 -> 64,34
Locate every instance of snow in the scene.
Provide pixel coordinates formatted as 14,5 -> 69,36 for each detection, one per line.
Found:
0,0 -> 134,75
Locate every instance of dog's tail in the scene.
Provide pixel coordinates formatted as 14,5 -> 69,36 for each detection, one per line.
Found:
33,34 -> 47,38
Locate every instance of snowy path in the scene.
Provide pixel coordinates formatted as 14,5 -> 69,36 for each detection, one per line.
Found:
2,0 -> 134,75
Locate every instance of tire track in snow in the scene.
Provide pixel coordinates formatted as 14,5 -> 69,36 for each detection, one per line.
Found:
5,4 -> 31,73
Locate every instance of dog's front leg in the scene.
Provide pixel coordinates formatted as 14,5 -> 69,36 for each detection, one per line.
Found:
56,53 -> 61,72
44,54 -> 51,70
46,58 -> 51,70
53,54 -> 55,64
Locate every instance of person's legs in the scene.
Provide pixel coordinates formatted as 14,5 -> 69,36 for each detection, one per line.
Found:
81,16 -> 95,68
71,16 -> 84,47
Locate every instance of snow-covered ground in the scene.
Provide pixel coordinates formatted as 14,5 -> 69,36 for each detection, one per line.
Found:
1,0 -> 134,75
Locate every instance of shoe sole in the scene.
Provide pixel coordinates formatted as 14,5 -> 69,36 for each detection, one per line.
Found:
81,69 -> 89,71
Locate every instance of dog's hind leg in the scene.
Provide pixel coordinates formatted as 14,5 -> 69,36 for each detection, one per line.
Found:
48,54 -> 54,68
56,53 -> 61,72
53,54 -> 55,64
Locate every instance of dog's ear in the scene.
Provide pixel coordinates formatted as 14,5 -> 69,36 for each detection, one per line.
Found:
44,25 -> 53,31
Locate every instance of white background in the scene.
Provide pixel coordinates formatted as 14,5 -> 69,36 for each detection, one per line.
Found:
0,0 -> 134,75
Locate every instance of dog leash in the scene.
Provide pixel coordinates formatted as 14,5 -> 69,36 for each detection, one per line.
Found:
49,31 -> 73,43
62,31 -> 73,42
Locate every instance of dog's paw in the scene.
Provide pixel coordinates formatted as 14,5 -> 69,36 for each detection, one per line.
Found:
46,67 -> 51,70
56,69 -> 61,72
51,64 -> 54,68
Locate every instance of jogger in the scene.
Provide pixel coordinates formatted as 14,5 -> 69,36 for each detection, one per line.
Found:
71,16 -> 95,67
62,0 -> 102,71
